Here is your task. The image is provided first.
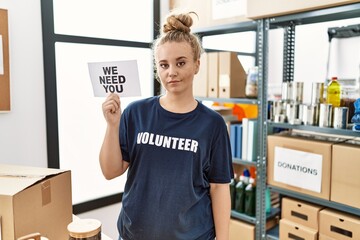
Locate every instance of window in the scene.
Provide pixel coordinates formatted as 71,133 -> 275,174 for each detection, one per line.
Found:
41,0 -> 159,210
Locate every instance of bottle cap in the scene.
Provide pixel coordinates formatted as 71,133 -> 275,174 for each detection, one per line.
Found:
243,169 -> 250,178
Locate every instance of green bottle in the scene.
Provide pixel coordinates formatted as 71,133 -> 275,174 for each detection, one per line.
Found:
265,187 -> 271,214
235,175 -> 247,213
326,77 -> 341,107
244,178 -> 256,217
229,174 -> 237,210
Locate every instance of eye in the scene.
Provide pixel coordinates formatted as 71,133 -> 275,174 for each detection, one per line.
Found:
159,63 -> 169,69
177,61 -> 185,67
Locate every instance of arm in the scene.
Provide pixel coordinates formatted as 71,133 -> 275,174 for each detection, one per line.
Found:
210,182 -> 231,240
99,93 -> 129,180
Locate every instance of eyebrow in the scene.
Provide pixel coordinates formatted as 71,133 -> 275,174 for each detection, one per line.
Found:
158,56 -> 188,63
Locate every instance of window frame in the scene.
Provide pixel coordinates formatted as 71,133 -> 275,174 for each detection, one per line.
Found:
40,0 -> 160,213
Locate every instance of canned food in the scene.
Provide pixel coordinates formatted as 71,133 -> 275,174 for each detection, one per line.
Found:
281,82 -> 291,101
319,103 -> 333,128
333,107 -> 349,129
273,100 -> 286,117
290,82 -> 304,103
301,104 -> 319,126
68,219 -> 101,240
286,102 -> 301,125
311,82 -> 324,104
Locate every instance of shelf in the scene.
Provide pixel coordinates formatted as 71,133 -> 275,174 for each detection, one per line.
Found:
269,2 -> 360,27
268,121 -> 360,137
231,208 -> 280,225
232,158 -> 257,167
231,210 -> 257,224
269,185 -> 360,216
196,97 -> 258,105
193,21 -> 258,36
266,224 -> 279,240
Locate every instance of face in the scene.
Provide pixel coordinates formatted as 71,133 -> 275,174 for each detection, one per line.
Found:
155,41 -> 199,95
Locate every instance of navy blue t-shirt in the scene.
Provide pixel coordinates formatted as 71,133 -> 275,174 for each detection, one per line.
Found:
117,96 -> 234,240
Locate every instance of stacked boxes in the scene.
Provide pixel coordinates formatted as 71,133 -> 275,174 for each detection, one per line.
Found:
267,134 -> 335,200
319,208 -> 360,239
280,197 -> 323,239
267,134 -> 360,208
330,140 -> 360,209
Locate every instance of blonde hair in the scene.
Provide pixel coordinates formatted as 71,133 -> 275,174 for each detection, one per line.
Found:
152,11 -> 204,67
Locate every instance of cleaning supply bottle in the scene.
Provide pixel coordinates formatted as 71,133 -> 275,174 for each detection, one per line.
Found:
244,177 -> 256,217
326,77 -> 341,107
235,169 -> 250,213
229,174 -> 237,210
265,187 -> 271,214
234,175 -> 246,213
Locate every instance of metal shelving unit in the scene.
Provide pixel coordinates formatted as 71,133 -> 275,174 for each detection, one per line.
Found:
194,19 -> 274,239
194,3 -> 360,239
265,3 -> 360,239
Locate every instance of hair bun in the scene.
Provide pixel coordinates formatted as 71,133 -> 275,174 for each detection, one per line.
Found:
162,12 -> 195,34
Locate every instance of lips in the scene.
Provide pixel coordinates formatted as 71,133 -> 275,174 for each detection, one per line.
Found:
167,80 -> 181,84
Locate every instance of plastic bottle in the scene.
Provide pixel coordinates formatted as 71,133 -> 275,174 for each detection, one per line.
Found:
265,187 -> 271,214
234,175 -> 246,213
235,169 -> 250,213
245,66 -> 258,98
244,178 -> 256,217
229,174 -> 237,210
326,77 -> 342,107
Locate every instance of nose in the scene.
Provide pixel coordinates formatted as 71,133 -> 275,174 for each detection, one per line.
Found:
169,65 -> 178,77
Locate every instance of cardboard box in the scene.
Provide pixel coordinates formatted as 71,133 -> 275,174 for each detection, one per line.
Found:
247,0 -> 360,19
170,0 -> 250,29
319,208 -> 360,240
280,218 -> 318,240
193,52 -> 208,97
282,197 -> 323,230
267,134 -> 335,200
229,219 -> 255,240
218,52 -> 247,98
207,52 -> 219,98
319,234 -> 337,240
331,140 -> 360,209
0,164 -> 72,239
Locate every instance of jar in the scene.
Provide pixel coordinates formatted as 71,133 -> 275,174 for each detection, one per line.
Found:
245,66 -> 258,98
68,219 -> 102,240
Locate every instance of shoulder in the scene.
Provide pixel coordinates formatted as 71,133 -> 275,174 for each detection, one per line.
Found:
197,102 -> 227,122
196,102 -> 229,129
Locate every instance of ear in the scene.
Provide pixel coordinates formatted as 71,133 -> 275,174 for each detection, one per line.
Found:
194,59 -> 200,74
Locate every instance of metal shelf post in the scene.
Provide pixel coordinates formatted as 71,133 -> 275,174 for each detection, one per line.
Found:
256,18 -> 270,240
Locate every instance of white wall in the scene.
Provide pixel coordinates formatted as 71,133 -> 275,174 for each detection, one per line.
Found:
0,0 -> 47,167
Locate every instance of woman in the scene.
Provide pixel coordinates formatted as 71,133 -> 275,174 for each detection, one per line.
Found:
100,11 -> 233,240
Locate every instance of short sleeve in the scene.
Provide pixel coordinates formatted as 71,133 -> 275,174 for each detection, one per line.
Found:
207,119 -> 234,183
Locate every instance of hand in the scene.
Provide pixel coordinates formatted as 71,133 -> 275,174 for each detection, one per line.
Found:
102,93 -> 121,126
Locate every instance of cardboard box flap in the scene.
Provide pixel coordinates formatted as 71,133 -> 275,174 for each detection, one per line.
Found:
0,164 -> 67,196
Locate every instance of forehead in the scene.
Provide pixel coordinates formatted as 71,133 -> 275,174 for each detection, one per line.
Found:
155,41 -> 193,61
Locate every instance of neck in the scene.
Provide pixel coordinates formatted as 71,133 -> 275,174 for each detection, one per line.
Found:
160,92 -> 197,113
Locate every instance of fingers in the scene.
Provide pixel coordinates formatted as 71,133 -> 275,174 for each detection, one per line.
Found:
103,93 -> 121,114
